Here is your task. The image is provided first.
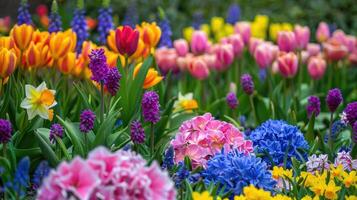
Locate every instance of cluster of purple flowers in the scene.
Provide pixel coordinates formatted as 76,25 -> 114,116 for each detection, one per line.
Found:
17,0 -> 32,25
141,91 -> 161,124
48,0 -> 62,33
241,74 -> 254,95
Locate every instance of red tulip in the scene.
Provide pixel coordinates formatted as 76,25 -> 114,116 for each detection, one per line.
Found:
115,26 -> 140,57
277,52 -> 298,78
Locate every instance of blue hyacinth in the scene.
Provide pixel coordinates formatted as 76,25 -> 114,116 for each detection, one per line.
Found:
226,3 -> 240,25
162,146 -> 175,170
202,150 -> 276,197
258,68 -> 267,82
48,0 -> 62,33
122,2 -> 139,28
17,0 -> 32,25
158,18 -> 173,48
1,157 -> 30,197
32,161 -> 51,189
97,7 -> 114,45
71,9 -> 88,54
324,120 -> 347,143
173,162 -> 190,188
192,12 -> 204,30
249,120 -> 309,168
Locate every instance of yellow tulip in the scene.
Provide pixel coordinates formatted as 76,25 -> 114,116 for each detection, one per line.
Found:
105,49 -> 119,68
11,24 -> 34,50
199,24 -> 210,37
140,22 -> 161,48
254,15 -> 269,28
49,31 -> 75,60
57,52 -> 76,74
0,48 -> 17,79
0,36 -> 21,64
211,17 -> 225,33
107,30 -> 118,53
32,29 -> 50,45
183,27 -> 194,42
134,62 -> 163,89
63,29 -> 77,52
25,41 -> 42,68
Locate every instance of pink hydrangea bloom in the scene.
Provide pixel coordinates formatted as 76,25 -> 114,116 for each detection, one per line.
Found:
37,147 -> 176,200
171,113 -> 253,168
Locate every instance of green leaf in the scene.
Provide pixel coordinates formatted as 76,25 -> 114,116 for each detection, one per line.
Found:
306,113 -> 315,144
35,129 -> 60,166
73,82 -> 91,109
93,111 -> 119,147
57,116 -> 85,157
55,136 -> 71,160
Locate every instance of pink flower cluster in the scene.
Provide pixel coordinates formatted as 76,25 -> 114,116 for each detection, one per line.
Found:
37,147 -> 176,200
171,113 -> 253,168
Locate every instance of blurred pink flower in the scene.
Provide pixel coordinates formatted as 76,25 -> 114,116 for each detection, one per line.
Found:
316,22 -> 330,43
155,47 -> 179,73
277,31 -> 296,52
234,22 -> 251,45
323,39 -> 348,61
171,113 -> 253,168
225,34 -> 244,57
190,31 -> 209,55
307,43 -> 321,57
254,42 -> 275,69
174,39 -> 189,57
214,43 -> 234,71
308,56 -> 327,80
188,57 -> 210,80
249,37 -> 263,55
294,25 -> 310,50
277,52 -> 299,78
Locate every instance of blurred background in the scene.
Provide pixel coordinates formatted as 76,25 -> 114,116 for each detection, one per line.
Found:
0,0 -> 356,38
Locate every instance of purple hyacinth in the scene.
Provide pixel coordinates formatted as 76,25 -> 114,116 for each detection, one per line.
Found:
192,12 -> 204,30
141,91 -> 161,124
353,121 -> 357,143
158,18 -> 173,48
226,3 -> 240,25
71,9 -> 88,54
89,48 -> 109,83
105,67 -> 121,96
48,0 -> 62,33
0,119 -> 12,144
326,88 -> 343,112
344,102 -> 357,126
17,0 -> 32,25
226,92 -> 238,109
49,123 -> 64,143
130,120 -> 145,144
97,7 -> 114,45
79,109 -> 96,133
307,96 -> 321,118
122,1 -> 138,28
240,74 -> 254,95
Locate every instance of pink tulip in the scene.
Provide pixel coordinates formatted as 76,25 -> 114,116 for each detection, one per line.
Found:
201,54 -> 217,70
226,34 -> 244,57
277,31 -> 296,52
177,53 -> 194,71
294,25 -> 310,49
249,37 -> 263,55
308,56 -> 327,80
190,30 -> 209,55
307,43 -> 321,57
271,61 -> 279,74
155,47 -> 179,73
174,39 -> 189,56
348,50 -> 357,65
316,22 -> 330,43
323,39 -> 348,61
254,42 -> 275,69
214,43 -> 234,71
345,35 -> 356,52
277,52 -> 299,78
234,22 -> 251,45
332,30 -> 347,45
188,57 -> 210,80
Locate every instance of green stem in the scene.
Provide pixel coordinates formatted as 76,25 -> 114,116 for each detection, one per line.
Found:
84,134 -> 88,153
2,143 -> 6,158
249,95 -> 258,125
100,82 -> 104,123
328,112 -> 334,149
150,123 -> 154,155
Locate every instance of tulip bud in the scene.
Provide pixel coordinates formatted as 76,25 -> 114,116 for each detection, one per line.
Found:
316,22 -> 330,43
307,56 -> 326,80
0,37 -> 21,64
254,42 -> 274,69
277,52 -> 298,78
249,37 -> 263,55
190,31 -> 209,55
174,39 -> 189,57
294,25 -> 310,50
25,41 -> 41,68
134,62 -> 163,89
226,34 -> 244,57
155,47 -> 179,74
11,24 -> 34,50
115,26 -> 140,57
234,21 -> 251,45
141,22 -> 161,48
344,35 -> 356,53
32,30 -> 50,45
129,38 -> 147,61
107,30 -> 118,53
214,43 -> 234,71
0,48 -> 17,78
307,43 -> 321,57
323,39 -> 348,61
105,50 -> 119,68
49,31 -> 75,60
188,57 -> 210,80
277,31 -> 296,52
57,52 -> 76,74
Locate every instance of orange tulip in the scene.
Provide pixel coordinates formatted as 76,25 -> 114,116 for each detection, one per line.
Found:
32,30 -> 50,45
25,41 -> 41,68
57,52 -> 76,74
38,43 -> 53,67
139,22 -> 161,48
63,29 -> 77,52
107,30 -> 118,53
81,41 -> 96,63
129,38 -> 148,61
134,62 -> 163,89
105,50 -> 119,68
73,55 -> 86,77
49,31 -> 75,60
11,24 -> 34,50
0,36 -> 21,64
0,48 -> 17,79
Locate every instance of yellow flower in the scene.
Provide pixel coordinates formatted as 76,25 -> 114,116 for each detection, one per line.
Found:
281,23 -> 293,31
192,191 -> 213,200
343,171 -> 356,188
183,27 -> 194,42
324,181 -> 341,200
272,166 -> 292,180
224,24 -> 234,36
200,24 -> 210,37
301,195 -> 319,200
269,23 -> 281,41
271,194 -> 292,200
251,22 -> 266,39
311,179 -> 326,197
133,62 -> 163,89
242,185 -> 272,200
234,196 -> 246,200
346,195 -> 357,200
173,93 -> 198,112
254,15 -> 269,28
211,17 -> 225,33
330,164 -> 344,179
20,82 -> 56,121
139,22 -> 161,48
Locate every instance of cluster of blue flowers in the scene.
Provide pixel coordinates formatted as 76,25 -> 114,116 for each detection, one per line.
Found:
249,120 -> 309,168
226,3 -> 240,24
17,0 -> 32,25
202,150 -> 276,196
48,0 -> 62,33
1,157 -> 30,197
97,7 -> 114,45
122,2 -> 139,28
158,18 -> 173,48
71,9 -> 88,54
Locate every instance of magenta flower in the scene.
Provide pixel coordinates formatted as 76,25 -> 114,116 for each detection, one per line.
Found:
171,113 -> 253,168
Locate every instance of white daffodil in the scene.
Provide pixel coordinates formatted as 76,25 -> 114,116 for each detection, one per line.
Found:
20,82 -> 56,120
173,92 -> 198,113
